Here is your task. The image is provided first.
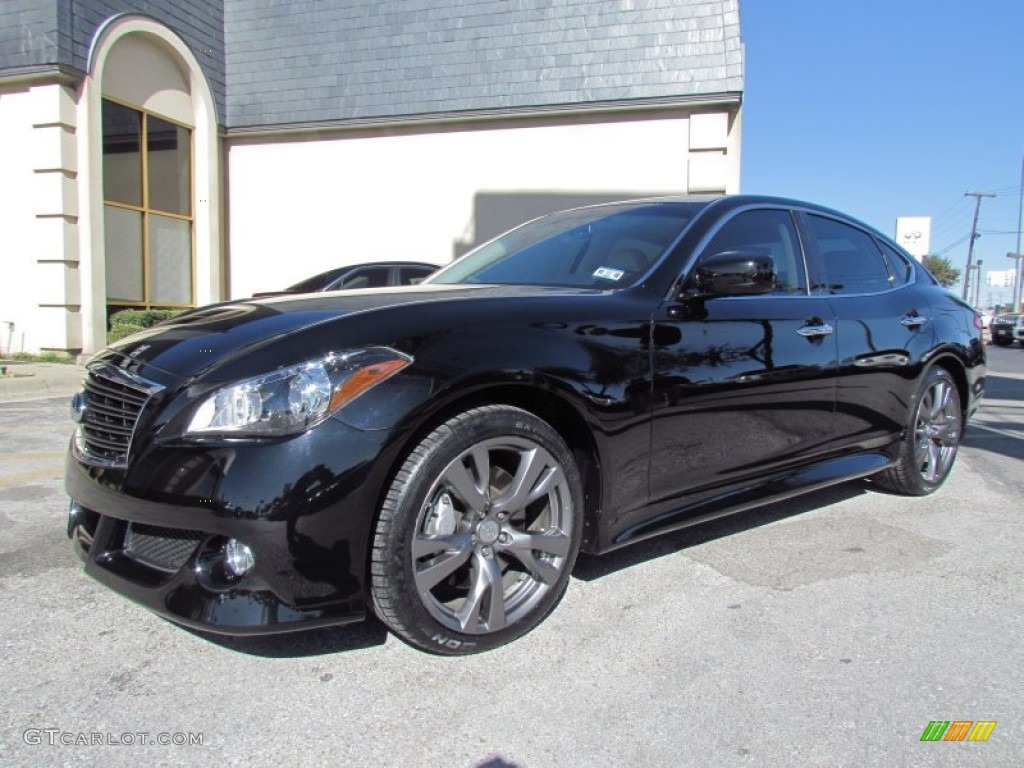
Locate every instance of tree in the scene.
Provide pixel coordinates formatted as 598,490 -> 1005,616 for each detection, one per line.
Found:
921,255 -> 961,289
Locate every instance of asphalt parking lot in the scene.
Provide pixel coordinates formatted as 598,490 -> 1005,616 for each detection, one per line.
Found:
1,349 -> 1022,767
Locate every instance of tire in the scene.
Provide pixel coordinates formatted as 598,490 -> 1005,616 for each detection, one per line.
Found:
370,405 -> 583,655
873,367 -> 963,496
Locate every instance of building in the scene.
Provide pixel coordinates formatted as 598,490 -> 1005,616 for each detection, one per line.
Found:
0,0 -> 744,355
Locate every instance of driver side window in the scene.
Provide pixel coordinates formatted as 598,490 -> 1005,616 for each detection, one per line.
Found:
697,209 -> 807,294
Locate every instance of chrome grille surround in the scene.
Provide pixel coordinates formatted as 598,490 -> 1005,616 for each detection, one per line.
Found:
73,363 -> 164,469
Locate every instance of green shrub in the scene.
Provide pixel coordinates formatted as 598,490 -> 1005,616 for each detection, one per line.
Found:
109,309 -> 181,329
107,324 -> 147,343
107,309 -> 183,345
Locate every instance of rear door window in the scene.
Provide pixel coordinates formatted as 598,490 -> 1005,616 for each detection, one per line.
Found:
806,215 -> 892,295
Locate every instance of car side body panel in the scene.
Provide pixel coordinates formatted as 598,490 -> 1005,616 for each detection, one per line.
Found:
647,295 -> 839,507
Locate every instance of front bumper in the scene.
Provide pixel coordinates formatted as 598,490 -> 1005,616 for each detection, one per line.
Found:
65,417 -> 396,635
990,324 -> 1024,343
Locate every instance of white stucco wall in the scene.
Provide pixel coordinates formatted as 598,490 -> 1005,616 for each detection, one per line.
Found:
0,82 -> 79,355
2,91 -> 738,353
227,109 -> 740,298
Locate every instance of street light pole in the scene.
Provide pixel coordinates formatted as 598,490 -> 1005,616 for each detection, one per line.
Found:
963,191 -> 996,302
973,259 -> 983,307
1008,251 -> 1024,313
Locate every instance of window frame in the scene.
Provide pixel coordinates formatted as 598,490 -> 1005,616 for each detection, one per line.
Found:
874,237 -> 915,288
324,266 -> 393,291
102,96 -> 196,314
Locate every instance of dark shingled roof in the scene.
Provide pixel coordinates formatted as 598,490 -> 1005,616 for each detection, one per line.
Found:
1,1 -> 742,130
1,0 -> 226,121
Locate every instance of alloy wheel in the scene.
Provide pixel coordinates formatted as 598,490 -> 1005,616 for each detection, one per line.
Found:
913,376 -> 961,485
411,436 -> 574,635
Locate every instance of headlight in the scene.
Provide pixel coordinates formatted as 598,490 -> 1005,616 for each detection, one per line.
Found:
185,347 -> 411,437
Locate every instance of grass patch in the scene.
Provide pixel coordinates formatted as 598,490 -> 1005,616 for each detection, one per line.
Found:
6,351 -> 78,365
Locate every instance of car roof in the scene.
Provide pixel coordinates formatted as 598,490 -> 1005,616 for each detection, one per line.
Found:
537,194 -> 869,228
340,261 -> 438,269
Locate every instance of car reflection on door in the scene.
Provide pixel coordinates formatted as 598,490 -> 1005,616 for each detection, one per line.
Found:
647,294 -> 839,508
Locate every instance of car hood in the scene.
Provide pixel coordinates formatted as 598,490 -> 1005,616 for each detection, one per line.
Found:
94,283 -> 605,386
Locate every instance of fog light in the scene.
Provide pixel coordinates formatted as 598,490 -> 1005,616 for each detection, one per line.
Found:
224,539 -> 255,578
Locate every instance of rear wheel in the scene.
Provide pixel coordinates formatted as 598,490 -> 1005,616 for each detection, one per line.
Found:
370,405 -> 583,654
874,367 -> 963,496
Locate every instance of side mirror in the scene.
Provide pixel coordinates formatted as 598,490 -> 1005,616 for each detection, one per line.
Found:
694,248 -> 776,296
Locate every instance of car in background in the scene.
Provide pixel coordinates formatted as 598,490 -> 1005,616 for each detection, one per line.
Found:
989,312 -> 1024,347
253,261 -> 438,297
66,195 -> 986,655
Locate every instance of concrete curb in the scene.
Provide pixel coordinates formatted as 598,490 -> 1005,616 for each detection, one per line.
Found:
0,362 -> 85,404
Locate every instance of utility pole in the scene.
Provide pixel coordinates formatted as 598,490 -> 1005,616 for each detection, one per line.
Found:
963,191 -> 996,302
1014,155 -> 1024,312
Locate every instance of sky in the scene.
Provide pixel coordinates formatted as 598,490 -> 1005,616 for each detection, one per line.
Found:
740,0 -> 1024,308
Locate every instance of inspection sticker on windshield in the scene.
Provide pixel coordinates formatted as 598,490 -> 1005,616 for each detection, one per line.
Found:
593,267 -> 625,282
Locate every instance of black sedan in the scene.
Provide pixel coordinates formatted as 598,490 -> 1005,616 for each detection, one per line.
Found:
252,260 -> 438,297
66,195 -> 985,655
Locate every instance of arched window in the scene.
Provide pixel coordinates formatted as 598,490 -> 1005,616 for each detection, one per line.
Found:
79,16 -> 221,352
102,98 -> 194,317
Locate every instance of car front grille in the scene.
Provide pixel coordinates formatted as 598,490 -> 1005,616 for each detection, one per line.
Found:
77,365 -> 162,467
124,523 -> 205,572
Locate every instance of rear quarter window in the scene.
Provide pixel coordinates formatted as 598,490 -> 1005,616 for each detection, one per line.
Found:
876,240 -> 914,287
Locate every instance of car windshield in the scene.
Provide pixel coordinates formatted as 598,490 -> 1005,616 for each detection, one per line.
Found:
427,201 -> 705,289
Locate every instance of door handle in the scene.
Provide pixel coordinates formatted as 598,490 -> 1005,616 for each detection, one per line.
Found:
900,313 -> 927,328
797,323 -> 834,337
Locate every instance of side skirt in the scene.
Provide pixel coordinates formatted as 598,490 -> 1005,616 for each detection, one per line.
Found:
606,452 -> 894,552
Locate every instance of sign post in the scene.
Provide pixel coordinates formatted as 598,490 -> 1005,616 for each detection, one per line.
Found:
1007,252 -> 1023,313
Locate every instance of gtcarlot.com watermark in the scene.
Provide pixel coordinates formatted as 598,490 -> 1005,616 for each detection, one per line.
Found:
24,729 -> 204,747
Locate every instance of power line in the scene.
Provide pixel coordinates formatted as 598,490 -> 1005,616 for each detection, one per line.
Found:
931,202 -> 974,239
932,234 -> 971,256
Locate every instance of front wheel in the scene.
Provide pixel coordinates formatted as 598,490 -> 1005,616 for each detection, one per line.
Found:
370,405 -> 583,654
873,367 -> 963,496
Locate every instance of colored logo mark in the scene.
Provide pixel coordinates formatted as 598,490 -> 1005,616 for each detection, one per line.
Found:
920,721 -> 997,742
